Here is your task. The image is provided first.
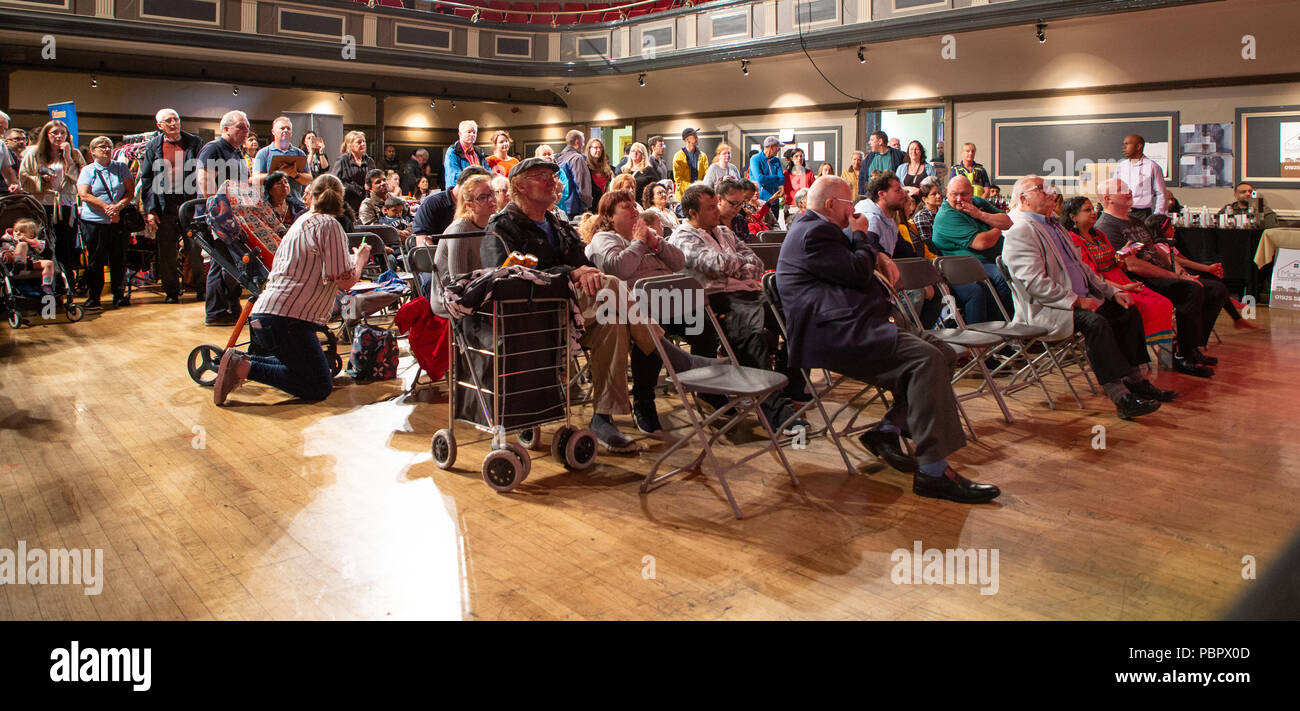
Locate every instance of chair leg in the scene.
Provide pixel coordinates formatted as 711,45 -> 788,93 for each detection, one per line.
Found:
971,347 -> 1014,424
954,390 -> 978,441
753,396 -> 800,490
1043,343 -> 1086,409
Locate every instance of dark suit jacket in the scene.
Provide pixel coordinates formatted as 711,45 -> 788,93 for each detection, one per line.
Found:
775,210 -> 898,373
138,130 -> 203,215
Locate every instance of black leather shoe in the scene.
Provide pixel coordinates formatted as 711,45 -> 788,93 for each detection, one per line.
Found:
164,295 -> 180,304
913,468 -> 1000,504
1192,349 -> 1218,366
633,400 -> 662,435
1127,379 -> 1178,402
859,428 -> 917,473
1116,393 -> 1161,421
1172,355 -> 1214,378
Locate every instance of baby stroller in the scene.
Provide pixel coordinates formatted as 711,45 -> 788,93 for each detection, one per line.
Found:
430,250 -> 598,492
0,193 -> 84,328
181,182 -> 341,386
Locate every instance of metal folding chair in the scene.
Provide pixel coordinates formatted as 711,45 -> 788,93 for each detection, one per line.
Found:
755,230 -> 787,243
635,274 -> 799,519
891,257 -> 1009,429
749,242 -> 782,272
995,256 -> 1099,404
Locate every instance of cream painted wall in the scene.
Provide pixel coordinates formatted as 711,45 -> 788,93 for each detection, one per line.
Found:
956,82 -> 1300,211
639,107 -> 857,173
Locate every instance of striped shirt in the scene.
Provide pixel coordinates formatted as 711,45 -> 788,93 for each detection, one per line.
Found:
252,212 -> 354,325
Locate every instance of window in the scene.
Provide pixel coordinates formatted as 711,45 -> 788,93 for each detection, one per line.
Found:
711,12 -> 749,40
278,8 -> 345,38
577,35 -> 609,58
794,0 -> 838,26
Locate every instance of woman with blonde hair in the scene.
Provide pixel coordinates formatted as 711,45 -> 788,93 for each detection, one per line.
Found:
430,173 -> 494,316
214,174 -> 371,405
330,130 -> 375,214
703,142 -> 741,188
18,119 -> 85,285
622,141 -> 660,199
609,172 -> 636,194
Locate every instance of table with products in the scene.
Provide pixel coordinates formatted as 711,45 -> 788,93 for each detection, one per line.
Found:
1174,227 -> 1265,300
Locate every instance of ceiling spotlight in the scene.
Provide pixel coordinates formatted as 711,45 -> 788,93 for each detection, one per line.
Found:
339,93 -> 345,101
451,99 -> 457,109
857,46 -> 866,64
430,98 -> 436,108
563,83 -> 571,95
637,73 -> 646,87
1035,23 -> 1047,44
470,9 -> 480,23
90,74 -> 98,88
551,13 -> 557,28
232,85 -> 239,96
740,60 -> 749,77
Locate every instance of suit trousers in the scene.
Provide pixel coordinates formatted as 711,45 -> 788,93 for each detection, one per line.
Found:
154,205 -> 206,298
837,329 -> 964,466
205,240 -> 244,321
1138,275 -> 1226,351
1073,301 -> 1149,385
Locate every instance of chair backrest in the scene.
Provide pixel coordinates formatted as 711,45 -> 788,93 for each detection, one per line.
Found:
755,230 -> 786,244
406,245 -> 436,300
633,273 -> 733,364
935,254 -> 1012,322
347,232 -> 386,255
353,224 -> 402,250
890,257 -> 942,292
748,242 -> 781,271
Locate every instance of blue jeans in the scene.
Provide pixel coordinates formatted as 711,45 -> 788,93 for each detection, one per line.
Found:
950,263 -> 1015,324
246,314 -> 334,401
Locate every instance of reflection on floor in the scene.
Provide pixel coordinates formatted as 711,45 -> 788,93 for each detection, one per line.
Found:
1,292 -> 1297,620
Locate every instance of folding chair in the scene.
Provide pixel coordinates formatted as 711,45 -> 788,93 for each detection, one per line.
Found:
401,245 -> 445,394
934,255 -> 1063,409
748,242 -> 781,272
891,257 -> 1010,428
755,230 -> 787,244
636,274 -> 799,519
760,272 -> 891,475
347,232 -> 391,280
996,256 -> 1099,404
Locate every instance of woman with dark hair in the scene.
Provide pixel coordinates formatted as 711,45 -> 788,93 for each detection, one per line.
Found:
214,174 -> 371,405
912,181 -> 943,245
1062,196 -> 1174,348
263,170 -> 307,229
895,140 -> 935,195
782,147 -> 814,224
301,131 -> 329,177
1142,213 -> 1259,330
412,175 -> 433,201
640,180 -> 678,234
586,138 -> 613,209
18,119 -> 85,286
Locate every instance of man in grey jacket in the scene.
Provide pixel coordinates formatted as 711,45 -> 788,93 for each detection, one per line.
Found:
1002,174 -> 1174,420
555,130 -> 592,215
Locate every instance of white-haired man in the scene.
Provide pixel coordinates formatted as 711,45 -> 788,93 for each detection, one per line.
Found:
252,116 -> 309,198
0,110 -> 19,192
443,120 -> 485,189
197,110 -> 252,325
138,107 -> 206,303
1002,175 -> 1173,420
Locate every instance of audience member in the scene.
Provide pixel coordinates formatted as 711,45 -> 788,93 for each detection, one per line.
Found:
783,147 -> 815,223
242,133 -> 259,176
1003,175 -> 1172,420
776,175 -> 999,503
841,150 -> 864,198
263,171 -> 307,229
716,178 -> 752,248
1146,213 -> 1258,330
18,119 -> 85,288
861,130 -> 907,197
948,143 -> 991,198
1218,182 -> 1279,228
139,107 -> 204,303
622,141 -> 661,198
385,170 -> 402,198
380,144 -> 401,173
357,169 -> 389,225
895,140 -> 935,195
413,175 -> 434,201
443,120 -> 485,189
673,127 -> 709,200
1114,134 -> 1167,220
0,111 -> 19,191
703,142 -> 742,187
301,130 -> 329,178
647,136 -> 670,185
2,218 -> 55,292
490,175 -> 510,211
641,181 -> 679,234
912,182 -> 942,245
430,173 -> 494,316
251,116 -> 310,199
817,163 -> 834,177
197,110 -> 253,326
586,137 -> 613,208
931,175 -> 1014,322
749,136 -> 784,202
855,172 -> 904,257
556,130 -> 593,214
76,135 -> 136,308
330,130 -> 376,214
413,164 -> 491,244
401,148 -> 429,194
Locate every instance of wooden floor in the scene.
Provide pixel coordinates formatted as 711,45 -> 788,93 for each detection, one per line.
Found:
2,287 -> 1297,620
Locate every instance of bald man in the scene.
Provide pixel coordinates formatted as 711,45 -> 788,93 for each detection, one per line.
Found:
1114,134 -> 1166,219
775,176 -> 1000,504
931,175 -> 1015,323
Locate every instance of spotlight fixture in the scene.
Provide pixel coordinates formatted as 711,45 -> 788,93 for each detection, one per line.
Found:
451,100 -> 457,109
740,60 -> 749,77
90,74 -> 98,88
232,85 -> 239,96
470,9 -> 480,23
1035,23 -> 1047,44
857,46 -> 866,64
563,83 -> 571,95
430,98 -> 436,109
637,72 -> 646,87
339,93 -> 345,101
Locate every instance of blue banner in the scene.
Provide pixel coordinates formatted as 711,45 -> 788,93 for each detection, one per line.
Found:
47,101 -> 78,147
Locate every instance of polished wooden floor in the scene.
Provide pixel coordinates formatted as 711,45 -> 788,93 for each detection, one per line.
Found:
2,287 -> 1297,620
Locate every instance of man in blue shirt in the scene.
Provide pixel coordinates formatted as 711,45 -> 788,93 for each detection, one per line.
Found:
748,136 -> 783,202
252,116 -> 309,199
197,110 -> 252,326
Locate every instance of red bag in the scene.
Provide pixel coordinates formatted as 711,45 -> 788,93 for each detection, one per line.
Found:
394,296 -> 450,382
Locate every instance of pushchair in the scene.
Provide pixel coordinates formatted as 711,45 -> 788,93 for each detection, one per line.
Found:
429,243 -> 598,492
0,193 -> 85,328
180,182 -> 341,386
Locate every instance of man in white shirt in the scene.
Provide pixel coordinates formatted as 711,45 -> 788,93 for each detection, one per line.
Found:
1114,134 -> 1166,219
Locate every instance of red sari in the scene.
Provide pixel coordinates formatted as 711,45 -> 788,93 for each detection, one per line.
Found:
1070,227 -> 1174,347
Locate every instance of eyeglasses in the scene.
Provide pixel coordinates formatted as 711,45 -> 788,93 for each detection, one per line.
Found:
524,173 -> 556,183
1021,183 -> 1056,196
470,194 -> 496,203
722,197 -> 743,207
831,197 -> 855,205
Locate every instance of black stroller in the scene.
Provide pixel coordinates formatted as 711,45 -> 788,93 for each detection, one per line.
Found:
0,193 -> 85,328
178,192 -> 342,386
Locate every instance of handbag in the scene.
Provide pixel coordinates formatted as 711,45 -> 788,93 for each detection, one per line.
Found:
94,167 -> 146,233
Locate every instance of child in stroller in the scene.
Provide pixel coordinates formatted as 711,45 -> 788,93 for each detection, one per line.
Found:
2,218 -> 56,294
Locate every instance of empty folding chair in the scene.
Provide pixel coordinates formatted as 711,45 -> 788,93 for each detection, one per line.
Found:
891,257 -> 1010,429
748,242 -> 781,272
636,274 -> 800,519
755,230 -> 787,244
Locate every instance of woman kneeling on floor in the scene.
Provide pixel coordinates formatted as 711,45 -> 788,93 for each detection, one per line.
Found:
214,174 -> 371,405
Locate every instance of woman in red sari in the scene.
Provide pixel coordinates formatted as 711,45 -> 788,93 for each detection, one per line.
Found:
1062,196 -> 1174,348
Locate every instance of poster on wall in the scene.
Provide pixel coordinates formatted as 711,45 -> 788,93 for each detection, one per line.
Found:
1270,248 -> 1300,311
1281,121 -> 1300,178
1178,123 -> 1233,187
47,101 -> 79,148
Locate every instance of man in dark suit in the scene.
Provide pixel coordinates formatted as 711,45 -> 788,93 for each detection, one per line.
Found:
775,176 -> 1000,504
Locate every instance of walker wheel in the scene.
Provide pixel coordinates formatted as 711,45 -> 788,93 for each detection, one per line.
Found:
432,429 -> 457,470
517,425 -> 544,451
481,448 -> 524,492
7,310 -> 21,329
551,424 -> 576,463
187,344 -> 224,386
504,442 -> 532,481
329,352 -> 343,377
564,428 -> 598,471
66,304 -> 84,322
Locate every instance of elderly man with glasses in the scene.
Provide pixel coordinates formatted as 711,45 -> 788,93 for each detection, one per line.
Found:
1002,175 -> 1174,420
